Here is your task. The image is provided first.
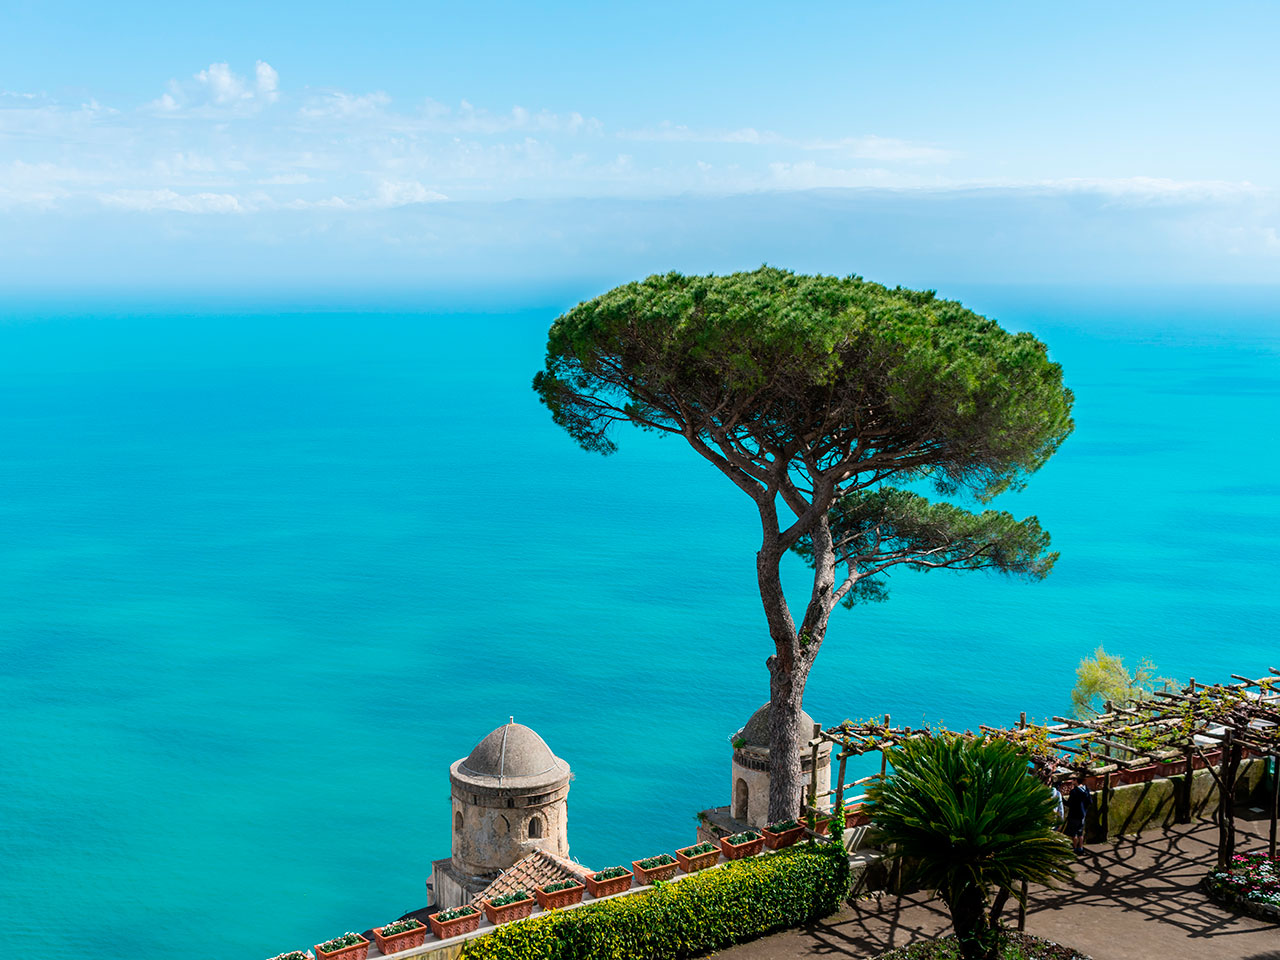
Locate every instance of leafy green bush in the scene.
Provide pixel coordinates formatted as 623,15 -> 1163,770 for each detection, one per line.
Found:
460,845 -> 849,960
679,842 -> 716,856
488,890 -> 532,907
635,854 -> 676,870
434,905 -> 477,922
542,879 -> 583,893
724,830 -> 761,844
592,866 -> 629,881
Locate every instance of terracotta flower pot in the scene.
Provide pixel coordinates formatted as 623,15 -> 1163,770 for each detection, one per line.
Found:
584,868 -> 634,899
372,921 -> 427,956
632,854 -> 679,884
675,843 -> 720,873
535,880 -> 585,910
1122,764 -> 1157,785
427,907 -> 481,940
846,804 -> 873,827
811,817 -> 832,837
1156,759 -> 1188,779
482,893 -> 535,925
719,833 -> 766,860
762,823 -> 806,850
1194,749 -> 1222,769
314,935 -> 369,960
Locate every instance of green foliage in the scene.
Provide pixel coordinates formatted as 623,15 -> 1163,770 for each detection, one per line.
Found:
680,841 -> 717,856
796,487 -> 1056,606
317,933 -> 365,953
635,854 -> 677,870
379,918 -> 423,936
767,819 -> 802,832
489,890 -> 532,907
592,866 -> 630,881
725,830 -> 761,844
459,846 -> 849,960
534,267 -> 1072,502
1070,647 -> 1172,719
542,879 -> 583,893
434,905 -> 477,922
874,932 -> 1091,960
866,734 -> 1075,960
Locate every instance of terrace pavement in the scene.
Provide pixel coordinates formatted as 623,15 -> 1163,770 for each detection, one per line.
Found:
717,816 -> 1278,960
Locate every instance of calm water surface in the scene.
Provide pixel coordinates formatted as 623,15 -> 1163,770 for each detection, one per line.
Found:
1,286 -> 1277,958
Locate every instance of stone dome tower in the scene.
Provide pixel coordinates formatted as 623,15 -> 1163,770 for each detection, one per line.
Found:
431,719 -> 572,909
729,703 -> 831,828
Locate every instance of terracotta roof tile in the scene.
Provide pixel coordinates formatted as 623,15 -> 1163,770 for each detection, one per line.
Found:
471,849 -> 593,905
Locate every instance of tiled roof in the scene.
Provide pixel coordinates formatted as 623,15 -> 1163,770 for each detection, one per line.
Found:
470,849 -> 593,905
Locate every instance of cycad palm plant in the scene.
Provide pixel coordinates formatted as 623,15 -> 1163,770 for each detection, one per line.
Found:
866,733 -> 1075,960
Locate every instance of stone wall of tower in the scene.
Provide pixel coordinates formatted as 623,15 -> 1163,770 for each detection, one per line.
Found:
450,778 -> 570,878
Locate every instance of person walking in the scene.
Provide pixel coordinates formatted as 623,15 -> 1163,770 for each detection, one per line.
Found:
1063,778 -> 1092,854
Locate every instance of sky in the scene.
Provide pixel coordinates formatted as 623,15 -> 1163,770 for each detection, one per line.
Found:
2,0 -> 1278,294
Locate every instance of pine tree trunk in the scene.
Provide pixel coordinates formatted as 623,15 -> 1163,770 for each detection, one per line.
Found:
767,655 -> 810,822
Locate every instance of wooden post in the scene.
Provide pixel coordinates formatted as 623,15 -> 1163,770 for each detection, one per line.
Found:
1269,750 -> 1279,859
1014,711 -> 1029,932
1179,743 -> 1194,824
1099,700 -> 1112,840
1216,728 -> 1237,870
881,714 -> 890,779
807,722 -> 821,816
835,750 -> 849,811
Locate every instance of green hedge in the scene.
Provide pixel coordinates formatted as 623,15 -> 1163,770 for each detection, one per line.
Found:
460,844 -> 849,960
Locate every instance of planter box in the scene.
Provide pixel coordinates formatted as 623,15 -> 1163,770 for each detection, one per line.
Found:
314,936 -> 369,960
483,894 -> 535,925
427,907 -> 481,940
675,843 -> 720,873
1121,764 -> 1157,785
632,855 -> 679,884
846,804 -> 873,827
762,823 -> 806,850
535,880 -> 585,910
809,817 -> 832,837
719,833 -> 766,860
1194,749 -> 1223,769
584,868 -> 634,899
1156,759 -> 1188,779
372,922 -> 427,956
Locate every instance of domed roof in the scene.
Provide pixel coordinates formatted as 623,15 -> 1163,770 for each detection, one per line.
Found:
736,702 -> 815,749
454,720 -> 569,787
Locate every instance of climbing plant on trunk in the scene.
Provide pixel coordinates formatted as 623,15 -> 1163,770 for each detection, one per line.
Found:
534,267 -> 1073,821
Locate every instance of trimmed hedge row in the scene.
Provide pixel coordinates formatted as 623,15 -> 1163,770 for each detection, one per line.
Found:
459,844 -> 850,960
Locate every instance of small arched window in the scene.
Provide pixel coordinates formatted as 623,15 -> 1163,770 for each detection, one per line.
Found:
454,810 -> 464,833
527,816 -> 543,839
733,778 -> 749,820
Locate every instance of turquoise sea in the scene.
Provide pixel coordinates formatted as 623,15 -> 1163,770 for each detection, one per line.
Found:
1,285 -> 1278,959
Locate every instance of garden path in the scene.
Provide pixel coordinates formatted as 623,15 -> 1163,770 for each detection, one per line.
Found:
715,816 -> 1278,960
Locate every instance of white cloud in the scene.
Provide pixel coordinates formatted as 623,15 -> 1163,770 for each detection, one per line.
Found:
195,62 -> 250,104
372,180 -> 447,207
255,61 -> 279,102
100,188 -> 248,213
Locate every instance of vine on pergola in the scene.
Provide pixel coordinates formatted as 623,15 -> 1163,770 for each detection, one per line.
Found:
806,669 -> 1279,873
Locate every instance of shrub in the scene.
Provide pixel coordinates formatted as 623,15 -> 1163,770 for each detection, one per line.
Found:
488,890 -> 532,907
592,866 -> 629,881
434,905 -> 477,922
635,854 -> 677,870
378,918 -> 422,936
460,845 -> 849,960
724,830 -> 761,844
542,879 -> 583,893
680,841 -> 717,856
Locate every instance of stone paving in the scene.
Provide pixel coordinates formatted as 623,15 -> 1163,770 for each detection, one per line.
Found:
716,817 -> 1279,960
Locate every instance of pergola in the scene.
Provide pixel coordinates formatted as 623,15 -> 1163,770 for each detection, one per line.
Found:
802,669 -> 1280,882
